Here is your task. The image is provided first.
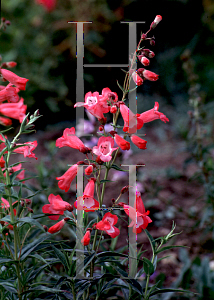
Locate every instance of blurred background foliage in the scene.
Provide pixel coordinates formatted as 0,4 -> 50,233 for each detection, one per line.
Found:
1,0 -> 214,130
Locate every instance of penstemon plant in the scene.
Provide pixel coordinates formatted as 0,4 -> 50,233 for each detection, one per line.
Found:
0,15 -> 192,300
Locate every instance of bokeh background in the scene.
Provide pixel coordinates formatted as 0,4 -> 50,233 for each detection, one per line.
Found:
1,0 -> 214,298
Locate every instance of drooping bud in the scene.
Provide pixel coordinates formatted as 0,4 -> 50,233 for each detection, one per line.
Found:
132,72 -> 144,86
99,125 -> 104,131
141,49 -> 155,58
150,15 -> 162,30
43,225 -> 48,232
141,33 -> 147,40
25,199 -> 32,205
110,105 -> 117,114
6,62 -> 17,68
142,69 -> 159,81
121,185 -> 129,194
66,204 -> 73,212
85,165 -> 93,176
138,55 -> 150,66
27,208 -> 34,213
96,155 -> 103,165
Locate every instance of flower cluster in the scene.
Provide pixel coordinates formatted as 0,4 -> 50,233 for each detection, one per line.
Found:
41,15 -> 167,250
0,61 -> 28,126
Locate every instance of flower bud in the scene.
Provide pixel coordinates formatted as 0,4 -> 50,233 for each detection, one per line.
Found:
142,70 -> 159,81
21,201 -> 25,207
99,125 -> 104,131
43,225 -> 48,232
6,62 -> 17,68
110,105 -> 117,114
121,185 -> 129,194
96,155 -> 103,165
141,49 -> 155,58
150,39 -> 155,46
132,72 -> 143,86
66,205 -> 73,212
64,217 -> 71,222
141,33 -> 147,40
150,15 -> 162,30
92,223 -> 97,230
138,55 -> 150,66
25,199 -> 32,205
27,208 -> 34,213
111,198 -> 115,204
85,165 -> 93,176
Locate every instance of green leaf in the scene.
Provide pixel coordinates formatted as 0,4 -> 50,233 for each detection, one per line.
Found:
144,229 -> 156,254
0,281 -> 17,294
19,233 -> 51,261
110,164 -> 129,172
18,217 -> 45,232
150,288 -> 192,297
155,245 -> 188,255
51,245 -> 69,271
143,257 -> 154,275
10,169 -> 25,184
100,179 -> 115,183
76,251 -> 96,274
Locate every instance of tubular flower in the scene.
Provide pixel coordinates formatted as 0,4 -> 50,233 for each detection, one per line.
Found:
92,136 -> 117,162
81,230 -> 91,246
132,71 -> 144,86
130,135 -> 147,150
42,194 -> 73,220
48,219 -> 66,234
56,127 -> 91,154
14,141 -> 38,160
74,91 -> 106,121
0,98 -> 27,123
138,102 -> 169,124
120,103 -> 144,134
56,164 -> 79,192
122,191 -> 152,233
142,70 -> 159,81
0,84 -> 19,103
0,68 -> 29,90
74,178 -> 99,211
114,134 -> 130,151
96,212 -> 120,238
99,87 -> 118,111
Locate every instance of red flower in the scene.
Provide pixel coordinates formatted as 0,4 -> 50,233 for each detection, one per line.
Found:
138,55 -> 150,66
0,98 -> 27,123
42,194 -> 73,220
1,198 -> 17,230
92,136 -> 117,162
74,178 -> 99,211
81,230 -> 91,246
120,103 -> 144,134
48,219 -> 66,234
75,91 -> 105,121
3,163 -> 25,181
99,87 -> 118,110
35,0 -> 56,12
14,141 -> 38,160
130,135 -> 147,149
85,165 -> 93,176
123,191 -> 152,233
138,102 -> 169,124
96,212 -> 120,238
0,68 -> 29,90
110,105 -> 117,114
56,127 -> 90,154
0,84 -> 19,103
150,15 -> 162,30
114,134 -> 130,151
56,164 -> 79,192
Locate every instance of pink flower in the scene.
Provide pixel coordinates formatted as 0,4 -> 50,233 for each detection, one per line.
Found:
85,165 -> 93,176
35,0 -> 56,12
0,84 -> 19,103
0,98 -> 27,123
14,141 -> 38,160
96,212 -> 120,238
130,135 -> 147,149
110,105 -> 117,114
74,178 -> 99,211
99,87 -> 118,111
120,103 -> 144,134
74,91 -> 105,121
92,136 -> 117,162
114,134 -> 130,151
48,219 -> 66,234
56,127 -> 91,154
81,230 -> 91,246
138,102 -> 169,124
150,15 -> 162,30
3,163 -> 25,181
56,164 -> 79,192
122,191 -> 152,233
0,68 -> 29,90
42,194 -> 73,220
